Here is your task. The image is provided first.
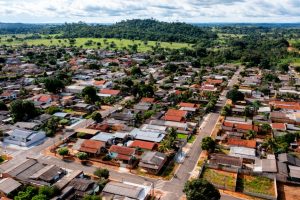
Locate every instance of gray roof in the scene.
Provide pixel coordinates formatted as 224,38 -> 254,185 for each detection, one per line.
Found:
140,151 -> 167,170
278,153 -> 300,166
102,182 -> 143,199
91,132 -> 115,142
289,165 -> 300,179
0,178 -> 21,195
11,128 -> 33,139
129,128 -> 165,143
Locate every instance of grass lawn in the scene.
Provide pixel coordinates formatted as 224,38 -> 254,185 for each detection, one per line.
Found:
237,174 -> 276,197
202,168 -> 237,191
187,135 -> 196,143
177,133 -> 188,140
0,35 -> 191,52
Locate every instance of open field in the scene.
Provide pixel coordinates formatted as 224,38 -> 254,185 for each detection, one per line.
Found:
0,34 -> 191,52
202,168 -> 237,191
237,174 -> 276,197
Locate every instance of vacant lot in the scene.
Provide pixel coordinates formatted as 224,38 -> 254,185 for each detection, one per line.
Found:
237,174 -> 276,197
0,35 -> 191,52
202,168 -> 237,191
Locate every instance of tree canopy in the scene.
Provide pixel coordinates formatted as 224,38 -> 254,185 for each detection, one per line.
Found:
183,178 -> 220,200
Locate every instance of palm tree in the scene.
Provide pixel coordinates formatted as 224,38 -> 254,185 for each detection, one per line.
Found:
245,130 -> 257,140
252,100 -> 261,114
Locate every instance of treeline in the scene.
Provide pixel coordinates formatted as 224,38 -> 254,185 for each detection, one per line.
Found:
0,19 -> 218,43
0,23 -> 48,34
43,19 -> 218,43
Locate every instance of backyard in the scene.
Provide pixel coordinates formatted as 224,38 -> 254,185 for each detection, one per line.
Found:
202,168 -> 237,191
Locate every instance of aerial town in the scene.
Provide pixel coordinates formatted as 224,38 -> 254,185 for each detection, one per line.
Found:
0,39 -> 299,200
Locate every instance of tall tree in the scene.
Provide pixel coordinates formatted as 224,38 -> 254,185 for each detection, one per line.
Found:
183,178 -> 220,200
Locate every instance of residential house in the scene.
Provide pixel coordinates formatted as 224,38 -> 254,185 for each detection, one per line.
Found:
129,128 -> 165,143
209,154 -> 243,169
4,129 -> 46,147
128,140 -> 158,152
0,178 -> 21,197
0,91 -> 17,101
102,181 -> 151,200
254,155 -> 277,173
109,145 -> 136,166
79,139 -> 106,156
139,151 -> 167,174
227,138 -> 257,149
163,109 -> 188,122
99,89 -> 121,97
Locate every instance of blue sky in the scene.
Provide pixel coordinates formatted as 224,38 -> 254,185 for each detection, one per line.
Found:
0,0 -> 300,23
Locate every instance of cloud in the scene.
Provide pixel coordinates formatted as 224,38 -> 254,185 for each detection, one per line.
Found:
0,0 -> 299,23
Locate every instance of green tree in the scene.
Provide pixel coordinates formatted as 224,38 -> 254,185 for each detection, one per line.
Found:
10,100 -> 38,122
226,89 -> 244,102
201,137 -> 216,152
221,105 -> 231,116
0,100 -> 7,110
44,117 -> 59,137
94,168 -> 109,179
245,130 -> 257,140
57,147 -> 69,157
91,111 -> 103,123
76,152 -> 88,160
31,195 -> 47,200
14,186 -> 38,200
183,178 -> 220,200
82,86 -> 98,103
44,77 -> 65,93
38,186 -> 59,198
261,123 -> 271,134
45,106 -> 61,115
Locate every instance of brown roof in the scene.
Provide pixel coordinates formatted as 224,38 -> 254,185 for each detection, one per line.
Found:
227,138 -> 256,148
141,97 -> 155,103
79,140 -> 105,154
210,153 -> 243,167
129,140 -> 157,150
109,145 -> 135,155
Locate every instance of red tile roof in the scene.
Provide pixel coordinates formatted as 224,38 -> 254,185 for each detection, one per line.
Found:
94,80 -> 106,86
179,102 -> 197,108
165,109 -> 187,117
206,79 -> 223,85
141,97 -> 155,103
100,89 -> 120,95
109,145 -> 135,155
116,154 -> 131,161
269,101 -> 300,111
271,123 -> 286,130
129,140 -> 157,150
223,121 -> 234,127
164,115 -> 184,122
227,138 -> 256,148
235,123 -> 254,131
79,140 -> 105,154
175,90 -> 182,95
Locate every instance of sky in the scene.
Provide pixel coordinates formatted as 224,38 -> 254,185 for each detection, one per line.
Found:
0,0 -> 300,23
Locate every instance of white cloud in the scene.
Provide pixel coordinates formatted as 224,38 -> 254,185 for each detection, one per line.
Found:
0,0 -> 299,23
